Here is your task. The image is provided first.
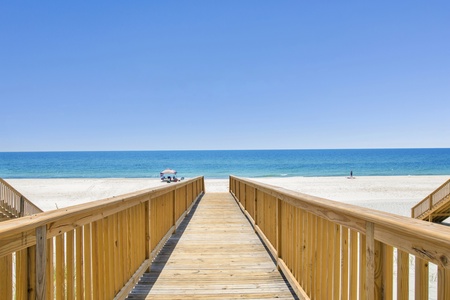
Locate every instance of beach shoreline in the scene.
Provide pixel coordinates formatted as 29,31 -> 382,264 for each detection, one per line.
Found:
5,175 -> 449,216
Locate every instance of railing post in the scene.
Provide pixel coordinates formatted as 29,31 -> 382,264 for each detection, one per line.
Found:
20,196 -> 25,217
429,193 -> 434,211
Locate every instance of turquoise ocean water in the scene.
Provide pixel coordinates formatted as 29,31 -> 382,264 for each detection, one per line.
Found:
1,149 -> 450,179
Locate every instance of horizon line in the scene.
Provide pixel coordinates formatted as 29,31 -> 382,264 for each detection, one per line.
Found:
1,147 -> 450,153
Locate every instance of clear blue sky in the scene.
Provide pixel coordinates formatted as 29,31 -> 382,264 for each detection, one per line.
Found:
1,1 -> 449,151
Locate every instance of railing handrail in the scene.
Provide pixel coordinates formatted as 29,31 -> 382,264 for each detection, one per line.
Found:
411,178 -> 450,218
230,175 -> 450,269
0,178 -> 43,217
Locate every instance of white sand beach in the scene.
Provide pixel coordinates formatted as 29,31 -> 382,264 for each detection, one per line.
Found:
250,175 -> 450,217
6,175 -> 449,216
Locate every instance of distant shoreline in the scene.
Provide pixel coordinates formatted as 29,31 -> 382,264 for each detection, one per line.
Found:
6,175 -> 449,217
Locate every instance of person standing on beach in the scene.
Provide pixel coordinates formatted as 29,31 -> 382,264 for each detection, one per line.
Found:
350,171 -> 353,178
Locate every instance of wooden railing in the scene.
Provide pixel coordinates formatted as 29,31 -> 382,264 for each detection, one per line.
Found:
0,176 -> 204,300
412,178 -> 450,218
230,176 -> 450,300
0,178 -> 42,219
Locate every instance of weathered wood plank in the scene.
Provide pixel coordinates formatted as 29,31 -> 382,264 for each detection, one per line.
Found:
126,193 -> 294,299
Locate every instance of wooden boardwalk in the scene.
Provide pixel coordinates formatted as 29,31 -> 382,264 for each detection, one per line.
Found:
412,179 -> 450,223
416,193 -> 450,223
127,193 -> 295,299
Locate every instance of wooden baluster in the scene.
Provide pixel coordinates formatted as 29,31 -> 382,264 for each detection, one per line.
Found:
438,266 -> 450,299
35,225 -> 47,300
383,244 -> 394,298
349,230 -> 358,299
397,249 -> 409,300
341,226 -> 349,299
0,254 -> 13,300
359,233 -> 367,300
84,223 -> 92,300
366,222 -> 375,300
55,234 -> 65,300
415,257 -> 429,300
76,227 -> 84,300
67,230 -> 75,300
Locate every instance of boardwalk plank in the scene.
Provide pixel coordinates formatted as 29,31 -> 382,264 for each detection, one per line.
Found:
127,193 -> 295,299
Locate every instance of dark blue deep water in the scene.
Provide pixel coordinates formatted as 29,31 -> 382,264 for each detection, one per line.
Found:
1,149 -> 450,179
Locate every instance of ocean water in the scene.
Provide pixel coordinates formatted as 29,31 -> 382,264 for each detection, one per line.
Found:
0,149 -> 450,179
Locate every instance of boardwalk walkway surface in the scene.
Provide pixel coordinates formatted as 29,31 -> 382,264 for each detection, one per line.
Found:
127,192 -> 295,299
